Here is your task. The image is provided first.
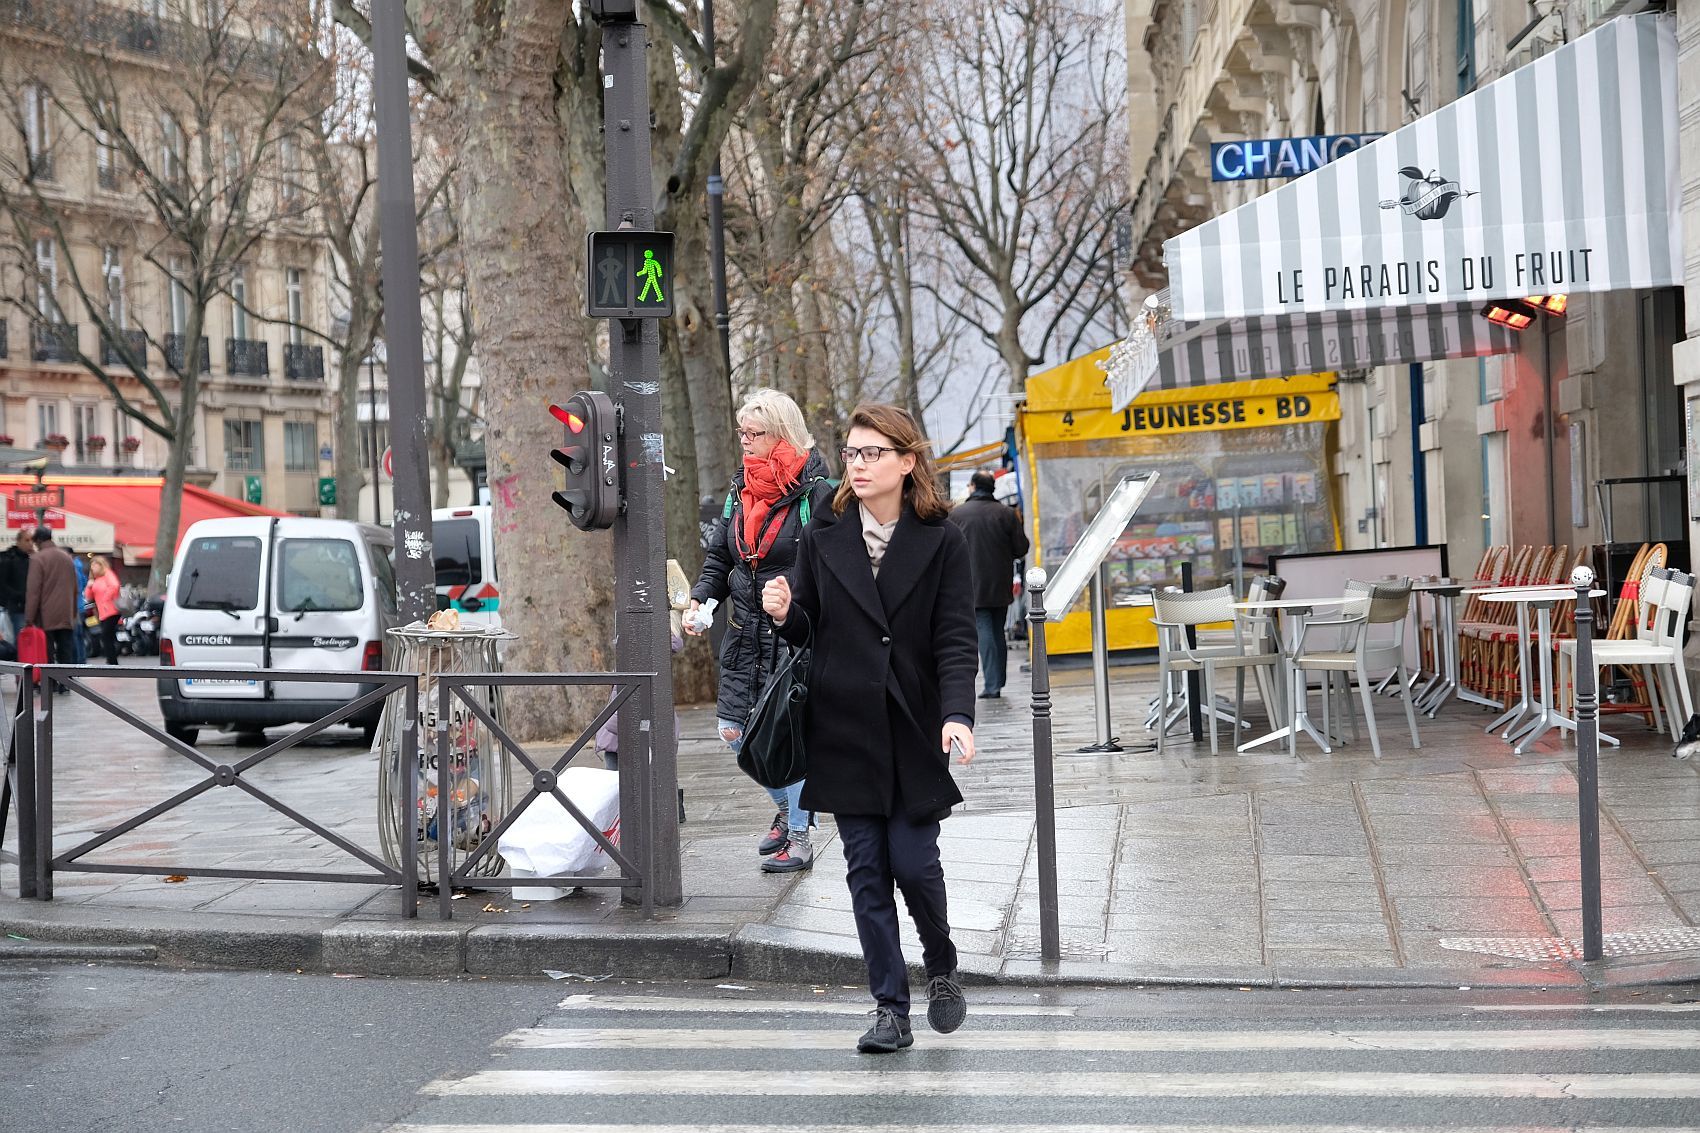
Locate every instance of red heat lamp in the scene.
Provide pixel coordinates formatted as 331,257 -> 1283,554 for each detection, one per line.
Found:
1481,299 -> 1539,331
1527,294 -> 1568,316
549,404 -> 586,433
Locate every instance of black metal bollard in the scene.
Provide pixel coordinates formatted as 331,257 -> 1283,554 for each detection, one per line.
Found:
1181,560 -> 1203,741
1572,570 -> 1603,962
1026,569 -> 1061,963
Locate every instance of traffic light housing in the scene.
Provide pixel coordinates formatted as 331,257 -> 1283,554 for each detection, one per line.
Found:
550,391 -> 621,530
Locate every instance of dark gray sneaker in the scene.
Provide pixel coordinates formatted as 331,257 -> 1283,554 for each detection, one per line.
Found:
758,811 -> 788,856
856,1007 -> 914,1053
925,971 -> 966,1033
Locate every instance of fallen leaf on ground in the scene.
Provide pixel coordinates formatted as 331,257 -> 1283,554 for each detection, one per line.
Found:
162,875 -> 187,883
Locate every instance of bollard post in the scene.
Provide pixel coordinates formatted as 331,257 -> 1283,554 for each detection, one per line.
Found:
1025,568 -> 1061,963
1571,568 -> 1603,962
13,671 -> 37,899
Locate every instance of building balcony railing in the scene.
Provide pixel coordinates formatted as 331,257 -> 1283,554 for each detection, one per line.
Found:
164,333 -> 209,373
31,320 -> 78,363
27,152 -> 54,182
101,328 -> 147,368
0,320 -> 8,360
226,337 -> 270,377
97,164 -> 120,190
284,342 -> 324,381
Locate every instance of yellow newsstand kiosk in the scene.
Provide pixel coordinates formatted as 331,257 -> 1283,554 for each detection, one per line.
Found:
1017,347 -> 1343,654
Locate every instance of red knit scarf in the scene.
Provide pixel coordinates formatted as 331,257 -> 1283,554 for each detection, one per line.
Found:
738,440 -> 808,562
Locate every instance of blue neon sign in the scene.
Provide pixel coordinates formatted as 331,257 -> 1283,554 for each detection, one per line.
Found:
1209,133 -> 1385,182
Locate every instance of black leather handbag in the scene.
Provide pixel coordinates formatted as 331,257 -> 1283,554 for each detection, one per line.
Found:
738,629 -> 810,790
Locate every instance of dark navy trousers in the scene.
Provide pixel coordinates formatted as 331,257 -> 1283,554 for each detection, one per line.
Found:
836,810 -> 958,1017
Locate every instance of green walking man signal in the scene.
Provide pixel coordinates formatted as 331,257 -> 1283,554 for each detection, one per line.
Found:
586,230 -> 675,319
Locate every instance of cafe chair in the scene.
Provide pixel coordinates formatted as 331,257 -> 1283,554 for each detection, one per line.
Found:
1289,580 -> 1421,759
1152,585 -> 1282,755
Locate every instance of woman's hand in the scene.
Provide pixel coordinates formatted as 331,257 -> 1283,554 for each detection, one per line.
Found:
683,599 -> 705,637
943,721 -> 975,765
761,576 -> 792,624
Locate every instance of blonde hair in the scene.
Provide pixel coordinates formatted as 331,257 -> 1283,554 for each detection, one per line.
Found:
737,388 -> 815,453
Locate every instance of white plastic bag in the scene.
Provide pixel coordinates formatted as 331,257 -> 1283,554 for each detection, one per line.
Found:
497,767 -> 622,889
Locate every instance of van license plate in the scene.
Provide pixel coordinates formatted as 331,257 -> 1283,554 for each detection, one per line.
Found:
183,678 -> 259,688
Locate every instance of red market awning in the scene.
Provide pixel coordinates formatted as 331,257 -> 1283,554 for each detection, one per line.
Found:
0,475 -> 286,564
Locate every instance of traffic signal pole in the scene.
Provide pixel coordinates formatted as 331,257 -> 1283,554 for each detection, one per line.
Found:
598,10 -> 682,906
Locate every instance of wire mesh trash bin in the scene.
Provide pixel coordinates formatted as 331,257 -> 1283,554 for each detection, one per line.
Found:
377,622 -> 518,886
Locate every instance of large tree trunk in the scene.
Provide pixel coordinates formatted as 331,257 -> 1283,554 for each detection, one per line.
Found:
335,345 -> 366,522
431,2 -> 611,738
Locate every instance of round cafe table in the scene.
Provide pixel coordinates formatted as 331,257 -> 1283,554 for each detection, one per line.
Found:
1232,596 -> 1358,755
1470,586 -> 1608,755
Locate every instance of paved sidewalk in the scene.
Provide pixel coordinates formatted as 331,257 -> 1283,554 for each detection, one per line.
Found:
3,655 -> 1698,987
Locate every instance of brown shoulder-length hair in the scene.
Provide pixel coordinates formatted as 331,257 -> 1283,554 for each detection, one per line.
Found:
832,402 -> 952,520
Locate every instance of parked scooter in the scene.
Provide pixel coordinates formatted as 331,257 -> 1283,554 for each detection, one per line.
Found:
125,597 -> 163,657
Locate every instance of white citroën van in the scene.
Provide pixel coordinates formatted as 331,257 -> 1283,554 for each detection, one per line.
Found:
157,517 -> 398,744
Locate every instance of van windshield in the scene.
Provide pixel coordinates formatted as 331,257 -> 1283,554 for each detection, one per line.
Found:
433,518 -> 482,589
277,539 -> 364,613
177,537 -> 262,611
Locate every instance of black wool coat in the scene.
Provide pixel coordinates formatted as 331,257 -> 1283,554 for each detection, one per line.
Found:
777,499 -> 979,822
691,449 -> 836,724
947,492 -> 1030,609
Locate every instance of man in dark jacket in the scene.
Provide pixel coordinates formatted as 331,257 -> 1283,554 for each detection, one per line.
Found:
0,528 -> 34,638
24,527 -> 78,667
947,471 -> 1030,698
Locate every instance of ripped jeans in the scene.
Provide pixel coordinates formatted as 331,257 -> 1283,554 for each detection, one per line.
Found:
719,717 -> 811,837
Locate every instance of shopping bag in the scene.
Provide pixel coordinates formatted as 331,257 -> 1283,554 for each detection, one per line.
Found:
497,767 -> 622,880
16,626 -> 46,687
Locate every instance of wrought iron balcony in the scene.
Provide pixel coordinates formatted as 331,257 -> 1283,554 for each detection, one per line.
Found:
226,337 -> 270,377
164,333 -> 209,373
0,320 -> 8,359
31,321 -> 78,363
97,164 -> 120,190
27,152 -> 54,182
101,328 -> 147,368
284,343 -> 324,381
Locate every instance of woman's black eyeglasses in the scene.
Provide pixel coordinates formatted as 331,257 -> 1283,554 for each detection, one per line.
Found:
839,445 -> 900,465
736,428 -> 768,442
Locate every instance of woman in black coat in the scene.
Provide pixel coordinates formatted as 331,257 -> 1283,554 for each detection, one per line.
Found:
763,402 -> 978,1054
687,389 -> 835,872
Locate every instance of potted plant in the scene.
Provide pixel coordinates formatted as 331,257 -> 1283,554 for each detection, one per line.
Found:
121,435 -> 142,452
87,434 -> 107,451
43,433 -> 69,451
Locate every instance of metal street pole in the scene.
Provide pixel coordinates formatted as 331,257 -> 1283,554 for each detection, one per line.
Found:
369,0 -> 433,621
367,352 -> 382,526
600,10 -> 682,906
1572,568 -> 1603,961
702,0 -> 733,380
1025,569 -> 1060,963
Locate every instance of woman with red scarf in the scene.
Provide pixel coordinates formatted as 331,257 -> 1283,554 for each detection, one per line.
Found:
687,389 -> 835,872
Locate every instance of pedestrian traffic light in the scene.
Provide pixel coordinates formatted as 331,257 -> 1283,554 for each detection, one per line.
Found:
586,230 -> 675,318
549,391 -> 621,530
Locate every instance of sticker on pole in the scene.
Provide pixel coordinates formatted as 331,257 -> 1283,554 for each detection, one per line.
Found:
586,230 -> 675,319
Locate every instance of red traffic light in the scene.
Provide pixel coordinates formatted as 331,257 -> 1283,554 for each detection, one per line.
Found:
550,403 -> 586,433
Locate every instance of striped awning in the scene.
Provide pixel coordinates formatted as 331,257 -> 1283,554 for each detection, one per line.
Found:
1163,14 -> 1680,323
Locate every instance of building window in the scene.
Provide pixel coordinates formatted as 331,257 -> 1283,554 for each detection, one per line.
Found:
224,418 -> 263,471
279,133 -> 300,209
168,257 -> 188,335
24,84 -> 52,180
161,112 -> 186,185
96,101 -> 117,189
37,402 -> 59,445
103,247 -> 125,328
1457,0 -> 1476,95
231,268 -> 249,340
284,420 -> 317,471
222,125 -> 241,199
75,404 -> 101,464
360,421 -> 388,471
285,268 -> 304,345
35,238 -> 59,320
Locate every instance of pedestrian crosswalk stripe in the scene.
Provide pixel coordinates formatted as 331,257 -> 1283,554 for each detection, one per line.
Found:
1473,1002 -> 1700,1014
390,1125 -> 1700,1133
556,993 -> 1077,1017
422,1071 -> 1700,1099
500,1026 -> 1700,1052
